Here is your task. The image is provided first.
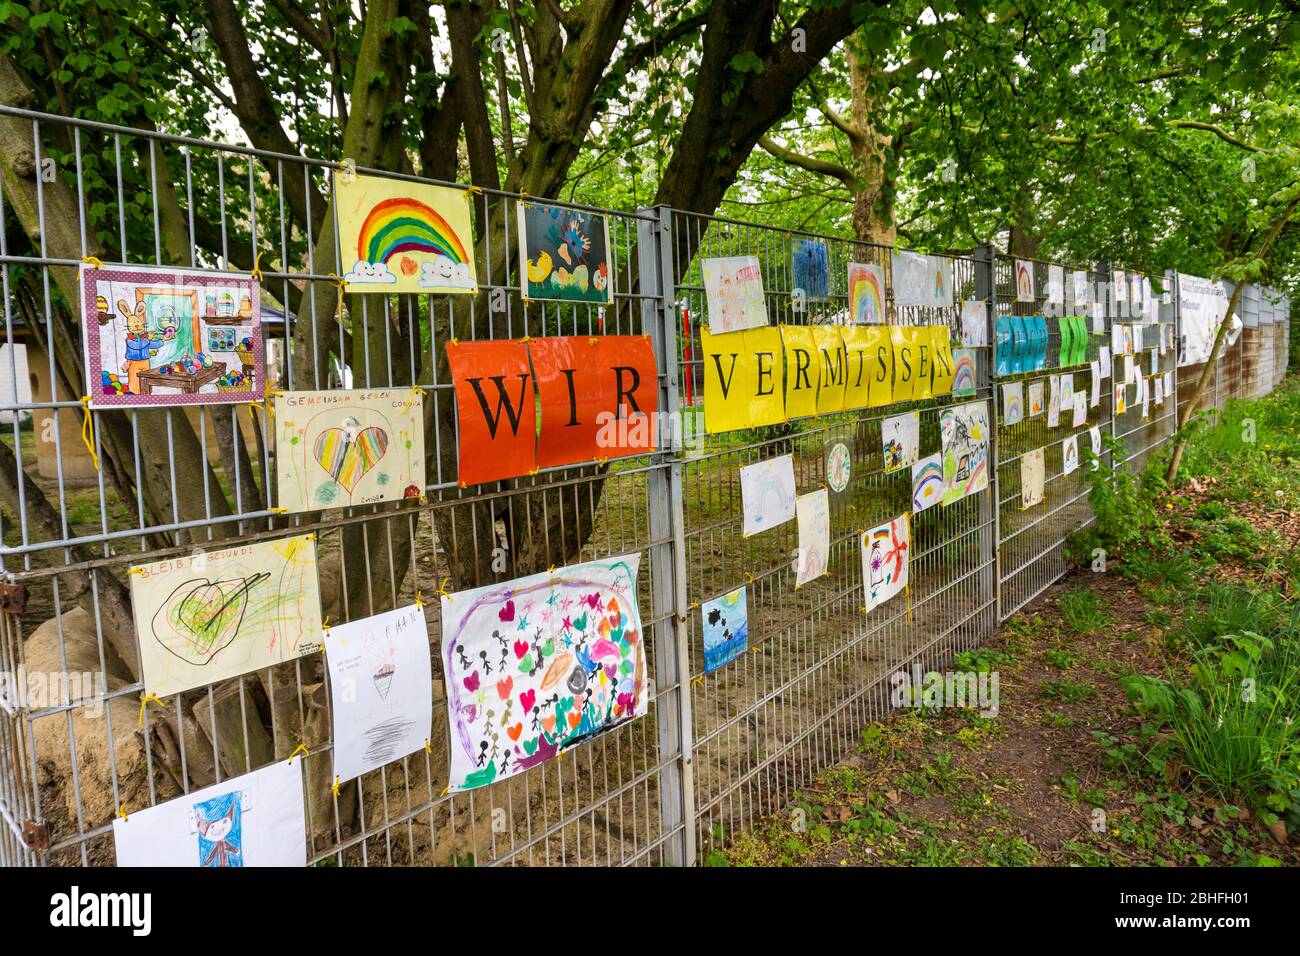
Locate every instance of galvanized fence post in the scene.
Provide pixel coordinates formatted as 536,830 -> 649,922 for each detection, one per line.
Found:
636,204 -> 695,866
974,244 -> 1001,621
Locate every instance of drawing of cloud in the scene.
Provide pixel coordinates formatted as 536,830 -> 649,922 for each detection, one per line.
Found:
343,259 -> 397,284
417,256 -> 474,289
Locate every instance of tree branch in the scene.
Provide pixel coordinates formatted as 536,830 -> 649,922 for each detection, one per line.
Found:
758,134 -> 858,188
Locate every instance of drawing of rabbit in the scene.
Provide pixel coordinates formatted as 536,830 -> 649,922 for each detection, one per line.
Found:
117,299 -> 162,394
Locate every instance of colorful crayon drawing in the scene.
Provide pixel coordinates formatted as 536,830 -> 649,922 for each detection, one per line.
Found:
1001,382 -> 1024,425
113,760 -> 306,867
825,439 -> 852,497
334,171 -> 476,294
795,489 -> 830,586
940,400 -> 989,506
1062,434 -> 1080,476
1113,382 -> 1127,415
1021,447 -> 1045,509
1089,425 -> 1103,470
325,604 -> 432,783
1072,270 -> 1089,306
848,262 -> 886,324
951,349 -> 977,397
792,238 -> 830,301
1015,259 -> 1035,302
911,452 -> 944,512
80,263 -> 263,408
960,299 -> 988,346
740,455 -> 797,536
274,389 -> 425,512
882,411 -> 920,473
194,791 -> 244,867
861,515 -> 909,613
1028,381 -> 1044,416
130,535 -> 323,698
440,554 -> 647,791
930,256 -> 954,307
518,202 -> 615,304
701,255 -> 768,332
702,586 -> 749,672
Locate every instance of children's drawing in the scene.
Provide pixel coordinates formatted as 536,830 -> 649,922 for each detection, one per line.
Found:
81,263 -> 263,408
1001,382 -> 1024,426
911,452 -> 944,512
1113,382 -> 1127,415
1047,374 -> 1061,427
848,262 -> 886,324
702,255 -> 767,332
325,604 -> 433,783
335,171 -> 476,294
1090,360 -> 1101,407
882,411 -> 920,474
519,202 -> 615,304
274,389 -> 425,512
892,250 -> 929,308
861,515 -> 909,614
1089,425 -> 1103,470
795,489 -> 830,586
702,587 -> 749,673
1047,265 -> 1064,308
791,238 -> 830,301
1072,270 -> 1089,306
440,554 -> 647,791
940,400 -> 989,506
825,439 -> 853,500
951,348 -> 977,397
1072,391 -> 1087,427
1027,381 -> 1044,417
1020,448 -> 1045,509
113,759 -> 306,867
960,299 -> 988,346
1015,259 -> 1035,302
1062,434 -> 1080,476
130,535 -> 323,698
740,454 -> 797,536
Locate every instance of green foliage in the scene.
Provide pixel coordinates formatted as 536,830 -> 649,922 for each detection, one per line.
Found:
1067,433 -> 1167,565
1058,590 -> 1111,634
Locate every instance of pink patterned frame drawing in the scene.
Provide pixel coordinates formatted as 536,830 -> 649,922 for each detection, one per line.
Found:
81,263 -> 266,408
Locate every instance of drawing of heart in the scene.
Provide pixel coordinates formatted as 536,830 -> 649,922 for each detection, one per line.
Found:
313,420 -> 389,494
153,573 -> 270,666
519,689 -> 536,711
507,723 -> 523,741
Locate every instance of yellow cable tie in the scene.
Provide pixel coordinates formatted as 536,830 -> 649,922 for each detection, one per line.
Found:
518,335 -> 531,343
117,803 -> 128,821
331,776 -> 341,797
689,600 -> 700,609
288,743 -> 310,764
78,396 -> 100,472
691,674 -> 703,686
137,693 -> 162,728
424,739 -> 432,756
250,251 -> 265,285
440,784 -> 450,797
81,255 -> 105,270
527,466 -> 540,476
588,337 -> 600,346
415,591 -> 425,609
434,577 -> 451,599
321,616 -> 331,636
458,480 -> 468,489
594,456 -> 609,466
449,337 -> 460,347
127,567 -> 143,575
268,506 -> 288,514
547,565 -> 557,576
465,184 -> 483,196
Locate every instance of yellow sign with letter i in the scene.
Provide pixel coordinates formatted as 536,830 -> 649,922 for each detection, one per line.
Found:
840,327 -> 873,409
865,326 -> 894,407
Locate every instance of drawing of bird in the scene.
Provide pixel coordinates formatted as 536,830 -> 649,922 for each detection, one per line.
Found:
527,251 -> 553,284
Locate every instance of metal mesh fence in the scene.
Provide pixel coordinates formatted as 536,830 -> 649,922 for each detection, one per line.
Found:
0,107 -> 1291,867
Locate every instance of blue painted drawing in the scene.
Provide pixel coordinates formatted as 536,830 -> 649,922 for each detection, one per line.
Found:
791,239 -> 830,301
702,586 -> 749,672
194,790 -> 244,867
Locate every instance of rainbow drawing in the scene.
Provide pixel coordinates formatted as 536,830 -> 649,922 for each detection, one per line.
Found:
357,198 -> 469,267
1002,382 -> 1024,425
911,453 -> 944,512
335,172 -> 477,294
849,262 -> 885,324
952,349 -> 977,396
